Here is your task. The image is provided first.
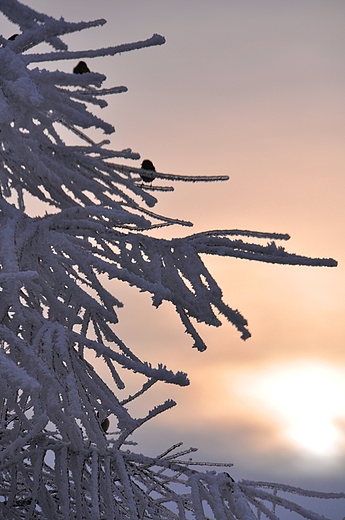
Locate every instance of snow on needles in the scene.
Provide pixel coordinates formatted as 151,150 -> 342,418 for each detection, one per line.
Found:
0,1 -> 340,518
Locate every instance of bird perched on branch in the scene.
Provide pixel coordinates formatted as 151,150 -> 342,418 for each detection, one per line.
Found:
73,61 -> 90,74
140,159 -> 156,183
101,417 -> 110,433
96,411 -> 110,433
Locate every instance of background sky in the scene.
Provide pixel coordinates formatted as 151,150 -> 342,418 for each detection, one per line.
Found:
2,1 -> 345,517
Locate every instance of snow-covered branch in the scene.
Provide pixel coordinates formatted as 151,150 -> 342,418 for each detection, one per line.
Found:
0,1 -> 340,518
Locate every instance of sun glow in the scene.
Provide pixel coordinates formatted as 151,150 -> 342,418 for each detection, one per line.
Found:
235,361 -> 345,456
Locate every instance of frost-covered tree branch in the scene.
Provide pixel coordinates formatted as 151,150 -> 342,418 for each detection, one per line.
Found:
0,0 -> 340,518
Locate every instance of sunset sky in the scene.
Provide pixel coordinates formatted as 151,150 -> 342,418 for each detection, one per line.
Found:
3,0 -> 345,515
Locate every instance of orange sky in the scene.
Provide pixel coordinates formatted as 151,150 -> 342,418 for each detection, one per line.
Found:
3,0 -> 345,509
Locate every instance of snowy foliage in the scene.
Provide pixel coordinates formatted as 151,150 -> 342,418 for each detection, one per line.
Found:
0,1 -> 342,518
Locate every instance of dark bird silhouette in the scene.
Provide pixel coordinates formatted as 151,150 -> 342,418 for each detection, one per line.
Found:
8,34 -> 18,41
73,61 -> 90,74
101,417 -> 110,433
140,159 -> 156,183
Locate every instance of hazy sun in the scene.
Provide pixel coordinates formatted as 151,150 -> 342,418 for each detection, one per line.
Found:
235,360 -> 345,456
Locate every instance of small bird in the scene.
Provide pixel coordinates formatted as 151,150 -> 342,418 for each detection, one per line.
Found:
140,159 -> 156,183
8,34 -> 18,41
73,61 -> 90,74
101,417 -> 110,433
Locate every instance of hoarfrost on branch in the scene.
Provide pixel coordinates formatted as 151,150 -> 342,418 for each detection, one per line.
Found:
0,1 -> 342,518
